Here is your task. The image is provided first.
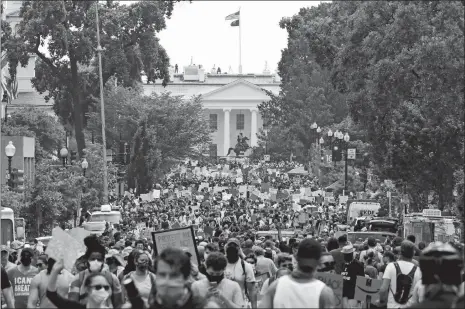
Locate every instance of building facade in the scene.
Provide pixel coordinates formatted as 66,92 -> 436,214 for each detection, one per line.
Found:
1,0 -> 54,119
143,65 -> 281,157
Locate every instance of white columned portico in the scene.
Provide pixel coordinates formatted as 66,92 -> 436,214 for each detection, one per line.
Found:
250,108 -> 258,147
223,108 -> 231,155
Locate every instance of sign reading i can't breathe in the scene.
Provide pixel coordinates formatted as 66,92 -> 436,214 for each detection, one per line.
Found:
152,226 -> 200,266
315,272 -> 343,308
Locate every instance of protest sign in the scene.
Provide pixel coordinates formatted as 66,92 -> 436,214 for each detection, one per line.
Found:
171,222 -> 181,229
152,190 -> 161,199
315,272 -> 343,308
236,177 -> 243,184
46,227 -> 86,271
354,276 -> 383,304
239,185 -> 248,194
298,212 -> 308,224
200,182 -> 209,190
261,183 -> 270,193
140,193 -> 152,201
152,226 -> 200,266
67,227 -> 91,244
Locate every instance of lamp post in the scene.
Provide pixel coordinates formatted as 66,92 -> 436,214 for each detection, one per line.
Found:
95,2 -> 109,204
81,158 -> 88,177
5,141 -> 16,188
343,132 -> 350,193
60,147 -> 68,167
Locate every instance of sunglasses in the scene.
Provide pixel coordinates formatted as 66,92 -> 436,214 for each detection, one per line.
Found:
90,285 -> 110,291
36,263 -> 44,268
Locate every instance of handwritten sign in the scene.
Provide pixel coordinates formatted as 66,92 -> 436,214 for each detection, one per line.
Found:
315,272 -> 343,308
152,226 -> 200,266
354,276 -> 383,304
46,227 -> 86,271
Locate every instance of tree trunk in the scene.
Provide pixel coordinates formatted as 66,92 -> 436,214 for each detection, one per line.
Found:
69,56 -> 86,157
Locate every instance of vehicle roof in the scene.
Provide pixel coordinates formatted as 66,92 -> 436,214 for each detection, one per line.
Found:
348,231 -> 397,235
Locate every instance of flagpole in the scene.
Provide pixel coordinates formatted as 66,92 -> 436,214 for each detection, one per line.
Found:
238,7 -> 242,74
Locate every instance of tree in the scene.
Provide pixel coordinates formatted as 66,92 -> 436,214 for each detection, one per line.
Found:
258,4 -> 348,153
5,0 -> 179,157
275,2 -> 464,210
127,93 -> 211,192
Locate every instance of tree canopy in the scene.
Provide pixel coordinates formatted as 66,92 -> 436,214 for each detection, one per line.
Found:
5,0 -> 180,157
265,1 -> 464,211
88,86 -> 212,193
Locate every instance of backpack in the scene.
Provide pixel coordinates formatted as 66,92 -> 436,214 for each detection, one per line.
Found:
390,262 -> 417,305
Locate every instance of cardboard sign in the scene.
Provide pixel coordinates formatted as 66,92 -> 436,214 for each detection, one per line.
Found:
354,276 -> 383,304
152,190 -> 161,199
315,272 -> 343,308
298,212 -> 308,224
46,227 -> 86,271
261,183 -> 270,193
140,193 -> 152,201
152,226 -> 200,266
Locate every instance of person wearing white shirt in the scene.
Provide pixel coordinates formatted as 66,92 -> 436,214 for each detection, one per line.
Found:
377,240 -> 422,309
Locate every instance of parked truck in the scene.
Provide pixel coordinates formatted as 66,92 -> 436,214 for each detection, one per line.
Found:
346,200 -> 381,224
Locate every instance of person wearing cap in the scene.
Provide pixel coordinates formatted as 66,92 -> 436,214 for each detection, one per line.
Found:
27,258 -> 74,309
7,247 -> 39,308
259,238 -> 336,308
1,245 -> 16,272
341,243 -> 364,308
224,238 -> 257,308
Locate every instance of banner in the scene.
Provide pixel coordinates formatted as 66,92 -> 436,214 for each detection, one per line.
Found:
315,272 -> 343,308
354,276 -> 383,304
152,226 -> 200,266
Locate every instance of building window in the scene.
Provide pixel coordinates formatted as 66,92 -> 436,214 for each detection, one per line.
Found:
209,114 -> 217,130
209,144 -> 217,158
236,113 -> 244,130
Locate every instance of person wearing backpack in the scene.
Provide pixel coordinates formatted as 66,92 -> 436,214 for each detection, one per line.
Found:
377,240 -> 421,308
223,238 -> 257,308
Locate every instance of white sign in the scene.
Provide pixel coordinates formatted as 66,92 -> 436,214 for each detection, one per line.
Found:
347,148 -> 356,160
327,154 -> 332,163
264,154 -> 270,162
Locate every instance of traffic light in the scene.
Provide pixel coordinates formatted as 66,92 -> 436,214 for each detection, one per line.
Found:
11,169 -> 25,193
332,144 -> 342,161
320,149 -> 325,163
70,151 -> 77,164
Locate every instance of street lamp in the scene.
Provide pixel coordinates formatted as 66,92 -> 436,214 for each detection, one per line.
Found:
5,141 -> 16,188
81,158 -> 89,177
59,147 -> 68,167
342,132 -> 351,193
310,122 -> 318,130
319,137 -> 324,145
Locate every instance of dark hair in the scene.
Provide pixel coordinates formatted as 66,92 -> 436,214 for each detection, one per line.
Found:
383,251 -> 396,262
297,239 -> 322,260
84,235 -> 106,259
156,248 -> 191,279
407,235 -> 416,243
326,238 -> 339,252
125,240 -> 133,247
245,253 -> 257,265
46,258 -> 55,275
83,272 -> 110,288
123,251 -> 137,275
205,252 -> 227,271
135,240 -> 144,247
418,242 -> 426,250
367,237 -> 376,248
337,234 -> 347,244
205,243 -> 219,252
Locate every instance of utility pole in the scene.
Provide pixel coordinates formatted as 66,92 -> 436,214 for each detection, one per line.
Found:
95,2 -> 109,204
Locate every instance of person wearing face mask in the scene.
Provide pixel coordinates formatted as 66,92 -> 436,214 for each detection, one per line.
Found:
122,251 -> 156,307
27,258 -> 74,309
68,235 -> 123,308
223,238 -> 257,308
192,252 -> 244,308
7,248 -> 39,308
340,244 -> 364,309
259,253 -> 293,302
259,239 -> 336,308
46,259 -> 112,309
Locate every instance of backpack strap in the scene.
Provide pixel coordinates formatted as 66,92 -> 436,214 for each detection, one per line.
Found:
407,265 -> 417,279
389,262 -> 401,296
240,258 -> 249,299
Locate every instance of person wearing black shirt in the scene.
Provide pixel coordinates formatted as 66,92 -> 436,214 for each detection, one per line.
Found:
1,267 -> 15,308
341,244 -> 364,308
